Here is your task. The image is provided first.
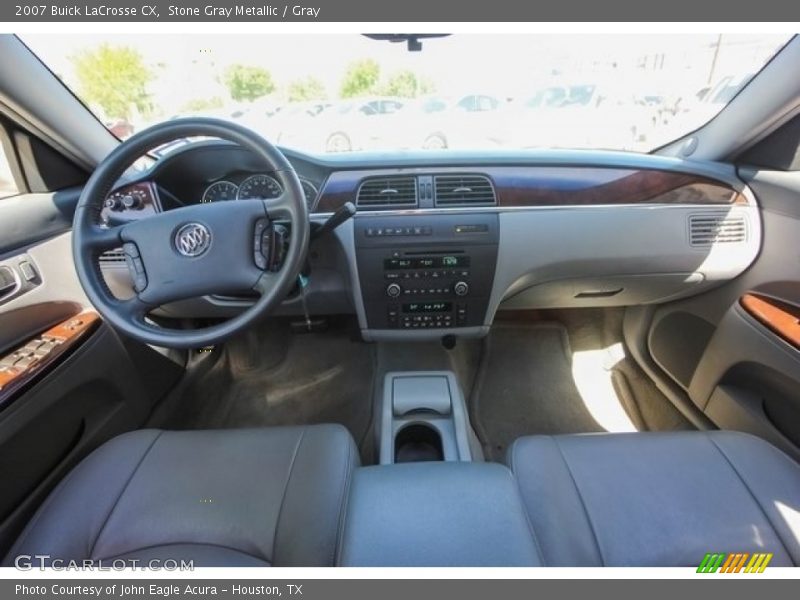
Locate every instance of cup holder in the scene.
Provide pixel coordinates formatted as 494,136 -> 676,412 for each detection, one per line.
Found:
394,423 -> 444,463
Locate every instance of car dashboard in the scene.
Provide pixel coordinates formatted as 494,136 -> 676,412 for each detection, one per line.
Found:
99,141 -> 760,341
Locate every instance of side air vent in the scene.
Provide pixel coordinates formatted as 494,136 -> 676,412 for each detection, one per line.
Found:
434,174 -> 496,207
99,248 -> 126,264
689,213 -> 748,246
356,176 -> 418,208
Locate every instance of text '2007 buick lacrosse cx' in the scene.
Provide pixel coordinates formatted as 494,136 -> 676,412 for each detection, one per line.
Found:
0,33 -> 798,568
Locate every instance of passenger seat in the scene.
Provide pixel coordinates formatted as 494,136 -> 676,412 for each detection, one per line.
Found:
508,431 -> 800,566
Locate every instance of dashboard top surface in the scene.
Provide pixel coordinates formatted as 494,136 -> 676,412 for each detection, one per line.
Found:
106,141 -> 749,218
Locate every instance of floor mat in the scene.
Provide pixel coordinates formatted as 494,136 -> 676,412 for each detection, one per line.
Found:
549,307 -> 692,433
611,358 -> 693,432
472,323 -> 602,460
158,318 -> 375,447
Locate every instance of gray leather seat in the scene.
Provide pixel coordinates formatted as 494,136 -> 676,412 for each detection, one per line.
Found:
509,431 -> 800,566
4,425 -> 358,567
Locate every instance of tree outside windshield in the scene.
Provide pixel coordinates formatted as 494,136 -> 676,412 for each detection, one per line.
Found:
22,34 -> 790,154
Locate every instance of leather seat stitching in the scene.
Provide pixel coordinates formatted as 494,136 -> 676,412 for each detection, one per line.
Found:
89,430 -> 163,559
509,441 -> 547,565
333,431 -> 355,566
707,434 -> 795,564
552,436 -> 606,566
99,540 -> 270,564
270,427 -> 306,565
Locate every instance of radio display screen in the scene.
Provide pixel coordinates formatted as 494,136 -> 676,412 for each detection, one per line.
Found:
403,302 -> 452,313
384,256 -> 469,270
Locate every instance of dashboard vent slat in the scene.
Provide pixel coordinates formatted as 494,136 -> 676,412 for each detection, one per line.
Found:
689,213 -> 748,246
357,176 -> 418,208
434,174 -> 496,207
99,248 -> 126,264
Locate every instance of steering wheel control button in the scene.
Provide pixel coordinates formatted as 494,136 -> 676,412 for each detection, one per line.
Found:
254,218 -> 269,269
270,224 -> 289,271
174,222 -> 212,257
122,242 -> 140,258
132,273 -> 148,292
122,243 -> 148,292
132,257 -> 148,292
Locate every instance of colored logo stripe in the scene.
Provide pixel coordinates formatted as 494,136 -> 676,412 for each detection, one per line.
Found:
720,553 -> 749,573
745,553 -> 773,573
697,553 -> 725,573
697,553 -> 773,573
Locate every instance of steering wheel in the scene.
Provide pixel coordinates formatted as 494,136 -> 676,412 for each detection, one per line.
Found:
72,118 -> 309,349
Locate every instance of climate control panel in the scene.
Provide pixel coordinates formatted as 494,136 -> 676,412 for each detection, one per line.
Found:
354,214 -> 499,333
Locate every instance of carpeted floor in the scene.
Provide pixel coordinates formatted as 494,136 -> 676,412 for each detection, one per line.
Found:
156,318 -> 376,448
151,310 -> 690,465
471,322 -> 605,461
470,312 -> 691,461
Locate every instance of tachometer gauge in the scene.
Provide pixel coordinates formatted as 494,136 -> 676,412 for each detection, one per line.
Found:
202,180 -> 239,203
237,174 -> 283,200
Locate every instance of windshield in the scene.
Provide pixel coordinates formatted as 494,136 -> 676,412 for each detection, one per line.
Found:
21,33 -> 790,154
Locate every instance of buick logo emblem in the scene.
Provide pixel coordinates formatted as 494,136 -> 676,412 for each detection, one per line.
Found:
174,223 -> 211,257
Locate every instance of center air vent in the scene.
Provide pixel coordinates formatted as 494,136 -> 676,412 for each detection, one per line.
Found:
434,174 -> 496,207
356,176 -> 418,208
689,212 -> 748,246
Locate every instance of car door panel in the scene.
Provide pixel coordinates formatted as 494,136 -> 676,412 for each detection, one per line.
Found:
0,231 -> 88,348
0,320 -> 167,552
0,191 -> 184,557
0,188 -> 79,256
740,293 -> 800,349
632,167 -> 800,459
689,298 -> 800,458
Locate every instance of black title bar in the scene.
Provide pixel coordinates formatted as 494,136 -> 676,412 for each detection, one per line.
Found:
3,0 -> 800,22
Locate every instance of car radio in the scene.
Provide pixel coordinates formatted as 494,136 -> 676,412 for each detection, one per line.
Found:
354,214 -> 499,332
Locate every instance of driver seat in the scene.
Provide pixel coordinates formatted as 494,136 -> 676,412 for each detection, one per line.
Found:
3,425 -> 358,567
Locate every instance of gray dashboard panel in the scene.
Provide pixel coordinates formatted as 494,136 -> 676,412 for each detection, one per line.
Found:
101,201 -> 760,342
93,144 -> 761,341
487,203 -> 760,322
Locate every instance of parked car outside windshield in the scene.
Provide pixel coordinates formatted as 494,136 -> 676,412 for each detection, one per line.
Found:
22,33 -> 791,154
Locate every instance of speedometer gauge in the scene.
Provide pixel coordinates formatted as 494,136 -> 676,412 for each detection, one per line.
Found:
202,181 -> 238,203
237,174 -> 283,200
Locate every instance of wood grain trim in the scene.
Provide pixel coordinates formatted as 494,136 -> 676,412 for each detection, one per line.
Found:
315,166 -> 745,213
492,167 -> 744,207
740,293 -> 800,350
0,311 -> 101,408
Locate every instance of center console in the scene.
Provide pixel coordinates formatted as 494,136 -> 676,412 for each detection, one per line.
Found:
354,214 -> 499,339
379,371 -> 476,465
340,368 -> 540,566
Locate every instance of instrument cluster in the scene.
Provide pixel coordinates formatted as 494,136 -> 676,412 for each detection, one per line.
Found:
202,173 -> 319,209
